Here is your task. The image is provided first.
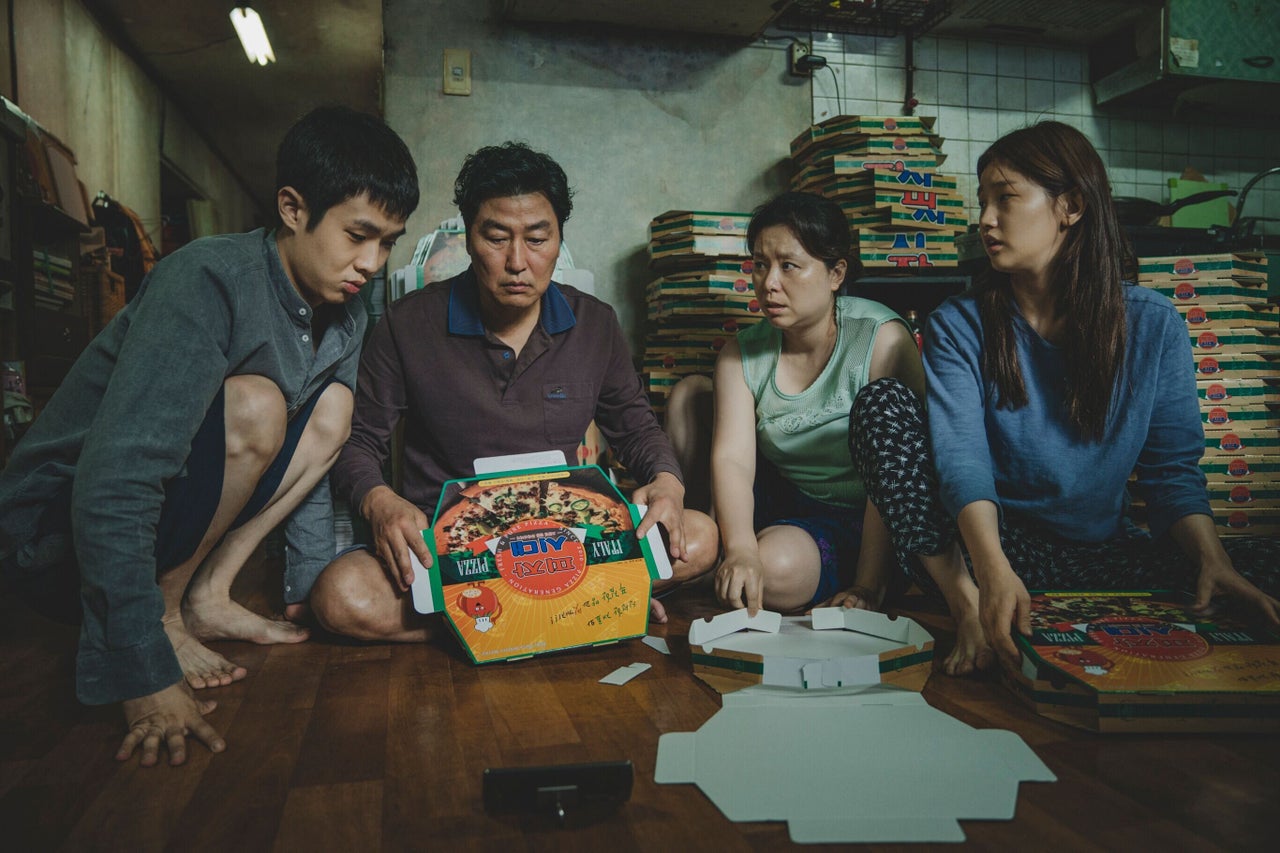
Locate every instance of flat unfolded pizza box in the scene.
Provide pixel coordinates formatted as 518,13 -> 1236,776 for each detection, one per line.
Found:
689,608 -> 934,694
1005,591 -> 1280,733
413,461 -> 667,664
656,686 -> 1054,843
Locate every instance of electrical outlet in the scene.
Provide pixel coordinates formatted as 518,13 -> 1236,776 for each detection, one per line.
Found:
788,42 -> 810,77
443,48 -> 471,96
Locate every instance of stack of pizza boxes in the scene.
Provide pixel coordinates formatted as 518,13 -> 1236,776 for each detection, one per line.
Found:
643,210 -> 764,417
789,115 -> 963,270
1139,252 -> 1280,536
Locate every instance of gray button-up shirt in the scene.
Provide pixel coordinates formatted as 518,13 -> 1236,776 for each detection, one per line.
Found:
0,228 -> 364,705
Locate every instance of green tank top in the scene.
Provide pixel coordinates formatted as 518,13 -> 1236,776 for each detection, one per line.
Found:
738,296 -> 904,508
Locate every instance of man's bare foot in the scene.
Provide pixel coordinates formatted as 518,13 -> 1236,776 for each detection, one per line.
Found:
940,609 -> 995,677
182,595 -> 311,646
162,617 -> 248,689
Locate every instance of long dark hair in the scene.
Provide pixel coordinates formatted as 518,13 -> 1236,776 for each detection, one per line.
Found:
975,121 -> 1131,442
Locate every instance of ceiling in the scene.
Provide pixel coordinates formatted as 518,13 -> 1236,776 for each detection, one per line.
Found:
86,0 -> 384,217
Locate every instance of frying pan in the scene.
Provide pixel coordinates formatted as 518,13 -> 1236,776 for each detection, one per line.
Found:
1113,189 -> 1236,226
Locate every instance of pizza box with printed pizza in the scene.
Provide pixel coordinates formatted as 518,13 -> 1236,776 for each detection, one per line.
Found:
1004,591 -> 1280,733
410,454 -> 670,664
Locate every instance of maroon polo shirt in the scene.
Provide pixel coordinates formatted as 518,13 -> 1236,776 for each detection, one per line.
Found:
333,268 -> 681,515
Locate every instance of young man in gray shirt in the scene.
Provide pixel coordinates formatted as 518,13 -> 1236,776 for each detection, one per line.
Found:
0,106 -> 418,767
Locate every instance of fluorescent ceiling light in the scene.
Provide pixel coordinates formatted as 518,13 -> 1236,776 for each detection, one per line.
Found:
230,6 -> 275,66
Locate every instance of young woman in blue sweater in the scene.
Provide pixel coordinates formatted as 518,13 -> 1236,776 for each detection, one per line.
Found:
843,121 -> 1278,670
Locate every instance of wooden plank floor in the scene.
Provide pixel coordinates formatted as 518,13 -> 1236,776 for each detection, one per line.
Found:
2,553 -> 1278,852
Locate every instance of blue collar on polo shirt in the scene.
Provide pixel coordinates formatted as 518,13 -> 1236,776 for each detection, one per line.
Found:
447,267 -> 577,336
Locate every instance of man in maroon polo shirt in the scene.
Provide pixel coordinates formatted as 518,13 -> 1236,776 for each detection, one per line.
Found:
307,142 -> 718,639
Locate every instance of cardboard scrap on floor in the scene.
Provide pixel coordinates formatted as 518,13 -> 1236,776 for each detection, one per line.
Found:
655,687 -> 1054,843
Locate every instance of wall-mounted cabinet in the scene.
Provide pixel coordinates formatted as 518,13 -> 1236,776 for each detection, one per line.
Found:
1093,0 -> 1280,118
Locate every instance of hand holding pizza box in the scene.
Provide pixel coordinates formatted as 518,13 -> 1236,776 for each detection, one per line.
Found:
413,458 -> 667,664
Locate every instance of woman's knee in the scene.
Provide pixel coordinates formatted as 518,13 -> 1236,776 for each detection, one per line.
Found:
223,375 -> 288,463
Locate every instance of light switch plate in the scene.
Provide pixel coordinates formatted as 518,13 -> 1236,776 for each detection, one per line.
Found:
443,48 -> 471,96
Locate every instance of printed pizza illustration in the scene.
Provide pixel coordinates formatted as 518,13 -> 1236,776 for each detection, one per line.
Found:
434,477 -> 631,553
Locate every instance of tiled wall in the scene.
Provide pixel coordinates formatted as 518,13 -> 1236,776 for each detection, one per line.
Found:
809,32 -> 1278,232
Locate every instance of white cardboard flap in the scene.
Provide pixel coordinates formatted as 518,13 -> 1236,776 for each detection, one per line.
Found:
472,450 -> 567,475
409,550 -> 437,614
810,607 -> 932,650
802,656 -> 881,689
654,732 -> 697,783
688,608 -> 783,648
632,504 -> 673,580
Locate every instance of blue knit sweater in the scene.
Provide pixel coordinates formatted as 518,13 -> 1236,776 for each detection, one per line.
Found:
924,283 -> 1209,542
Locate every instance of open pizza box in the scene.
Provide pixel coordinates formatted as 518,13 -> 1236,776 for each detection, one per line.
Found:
1004,591 -> 1280,733
688,607 -> 935,694
408,451 -> 671,664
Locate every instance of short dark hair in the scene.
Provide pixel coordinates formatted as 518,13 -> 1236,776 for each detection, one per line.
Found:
453,142 -> 573,233
276,105 -> 419,230
747,191 -> 852,274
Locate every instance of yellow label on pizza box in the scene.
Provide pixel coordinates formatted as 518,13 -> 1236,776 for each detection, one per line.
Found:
1006,591 -> 1280,733
426,465 -> 661,664
1178,302 -> 1279,329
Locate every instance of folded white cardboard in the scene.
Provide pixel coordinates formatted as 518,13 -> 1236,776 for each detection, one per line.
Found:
691,609 -> 934,693
655,687 -> 1055,843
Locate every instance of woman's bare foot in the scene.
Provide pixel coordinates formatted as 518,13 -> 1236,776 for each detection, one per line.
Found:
182,595 -> 311,646
941,608 -> 995,676
162,616 -> 248,689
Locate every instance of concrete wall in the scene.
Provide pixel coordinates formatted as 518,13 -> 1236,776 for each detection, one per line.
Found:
9,0 -> 260,245
383,0 -> 809,346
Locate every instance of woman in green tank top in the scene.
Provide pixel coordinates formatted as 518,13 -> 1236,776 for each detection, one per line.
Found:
710,192 -> 925,618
